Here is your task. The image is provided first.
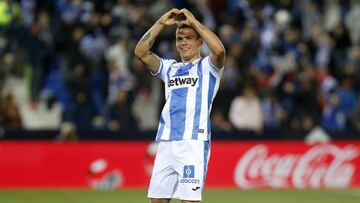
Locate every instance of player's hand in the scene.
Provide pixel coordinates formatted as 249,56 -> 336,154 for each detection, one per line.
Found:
158,8 -> 180,26
179,9 -> 197,26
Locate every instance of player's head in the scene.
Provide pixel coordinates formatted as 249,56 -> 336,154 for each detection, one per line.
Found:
176,24 -> 202,62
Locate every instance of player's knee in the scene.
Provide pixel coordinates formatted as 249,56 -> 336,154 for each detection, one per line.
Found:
150,198 -> 171,203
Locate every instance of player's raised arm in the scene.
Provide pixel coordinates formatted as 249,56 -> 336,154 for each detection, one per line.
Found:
179,8 -> 226,68
134,8 -> 180,73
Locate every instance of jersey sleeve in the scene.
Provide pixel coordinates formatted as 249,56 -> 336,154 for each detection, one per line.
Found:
150,58 -> 176,82
203,56 -> 224,78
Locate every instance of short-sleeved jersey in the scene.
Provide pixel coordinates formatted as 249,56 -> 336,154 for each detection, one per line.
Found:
151,56 -> 223,141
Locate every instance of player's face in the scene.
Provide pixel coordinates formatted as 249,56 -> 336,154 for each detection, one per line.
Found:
176,27 -> 202,62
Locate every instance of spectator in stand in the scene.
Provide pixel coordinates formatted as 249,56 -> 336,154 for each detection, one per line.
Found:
195,0 -> 217,31
0,93 -> 22,129
0,52 -> 6,95
229,85 -> 263,133
130,56 -> 152,96
0,0 -> 22,47
296,73 -> 321,130
336,78 -> 357,124
111,0 -> 134,28
0,0 -> 20,26
351,95 -> 360,130
63,62 -> 97,131
106,89 -> 137,132
78,11 -> 108,71
262,91 -> 286,130
345,3 -> 360,45
56,122 -> 78,141
148,0 -> 173,21
300,1 -> 323,39
277,79 -> 297,129
349,46 -> 360,90
132,78 -> 161,132
105,30 -> 133,104
24,19 -> 52,109
212,55 -> 239,118
329,22 -> 352,72
321,93 -> 346,131
211,110 -> 232,132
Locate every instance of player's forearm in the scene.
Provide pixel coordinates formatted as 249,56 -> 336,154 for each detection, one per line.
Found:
134,21 -> 165,58
191,20 -> 225,57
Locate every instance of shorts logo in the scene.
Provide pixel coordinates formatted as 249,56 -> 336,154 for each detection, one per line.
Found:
181,165 -> 200,184
192,186 -> 200,191
183,165 -> 195,178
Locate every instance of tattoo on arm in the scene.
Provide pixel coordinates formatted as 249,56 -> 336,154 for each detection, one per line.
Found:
149,38 -> 155,47
140,32 -> 155,47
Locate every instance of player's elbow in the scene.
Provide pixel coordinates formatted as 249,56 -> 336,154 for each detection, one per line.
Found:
135,43 -> 150,60
134,46 -> 145,59
213,46 -> 226,58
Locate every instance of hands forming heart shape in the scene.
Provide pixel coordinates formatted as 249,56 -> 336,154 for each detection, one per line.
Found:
174,14 -> 187,22
160,9 -> 195,26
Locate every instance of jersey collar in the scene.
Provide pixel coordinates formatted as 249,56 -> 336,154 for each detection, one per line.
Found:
173,57 -> 201,68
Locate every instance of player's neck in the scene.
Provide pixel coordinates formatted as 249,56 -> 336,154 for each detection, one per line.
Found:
181,55 -> 201,64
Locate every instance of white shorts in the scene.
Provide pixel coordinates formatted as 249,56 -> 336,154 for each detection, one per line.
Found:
148,140 -> 211,201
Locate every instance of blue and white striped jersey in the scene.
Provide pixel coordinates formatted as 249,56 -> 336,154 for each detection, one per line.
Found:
151,56 -> 223,141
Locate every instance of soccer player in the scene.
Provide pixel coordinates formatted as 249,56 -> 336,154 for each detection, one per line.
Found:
134,8 -> 225,203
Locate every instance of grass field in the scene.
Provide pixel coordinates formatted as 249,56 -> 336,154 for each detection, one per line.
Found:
0,188 -> 359,203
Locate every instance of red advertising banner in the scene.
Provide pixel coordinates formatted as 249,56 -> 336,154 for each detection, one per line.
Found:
209,141 -> 360,189
0,141 -> 359,189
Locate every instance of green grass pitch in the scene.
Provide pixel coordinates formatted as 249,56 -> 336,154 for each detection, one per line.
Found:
0,188 -> 359,203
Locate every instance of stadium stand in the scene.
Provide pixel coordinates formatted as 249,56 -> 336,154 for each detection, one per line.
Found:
0,0 -> 359,140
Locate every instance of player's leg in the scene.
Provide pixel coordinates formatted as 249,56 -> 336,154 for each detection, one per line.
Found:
173,140 -> 211,202
181,200 -> 199,203
150,198 -> 171,203
148,141 -> 179,201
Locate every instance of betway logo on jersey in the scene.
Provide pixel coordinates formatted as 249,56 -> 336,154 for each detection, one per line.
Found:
168,76 -> 198,89
180,165 -> 200,184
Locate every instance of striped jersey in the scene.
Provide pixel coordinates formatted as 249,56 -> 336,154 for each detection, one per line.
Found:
151,56 -> 223,141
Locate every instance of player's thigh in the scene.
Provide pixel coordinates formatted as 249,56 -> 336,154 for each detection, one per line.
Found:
148,141 -> 178,198
173,140 -> 210,201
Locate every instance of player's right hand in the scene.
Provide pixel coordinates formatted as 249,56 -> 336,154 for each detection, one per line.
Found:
158,8 -> 180,26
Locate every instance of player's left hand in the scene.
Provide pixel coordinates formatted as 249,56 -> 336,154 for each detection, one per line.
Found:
159,8 -> 180,26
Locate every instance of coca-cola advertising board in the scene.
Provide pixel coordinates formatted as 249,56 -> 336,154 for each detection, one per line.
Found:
0,141 -> 359,189
211,141 -> 360,189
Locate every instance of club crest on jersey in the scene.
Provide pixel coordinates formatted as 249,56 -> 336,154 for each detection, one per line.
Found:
168,76 -> 198,89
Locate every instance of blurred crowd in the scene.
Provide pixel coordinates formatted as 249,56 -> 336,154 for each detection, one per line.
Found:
1,0 -> 360,134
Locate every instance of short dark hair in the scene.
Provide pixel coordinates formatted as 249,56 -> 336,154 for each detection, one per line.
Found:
176,24 -> 201,39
